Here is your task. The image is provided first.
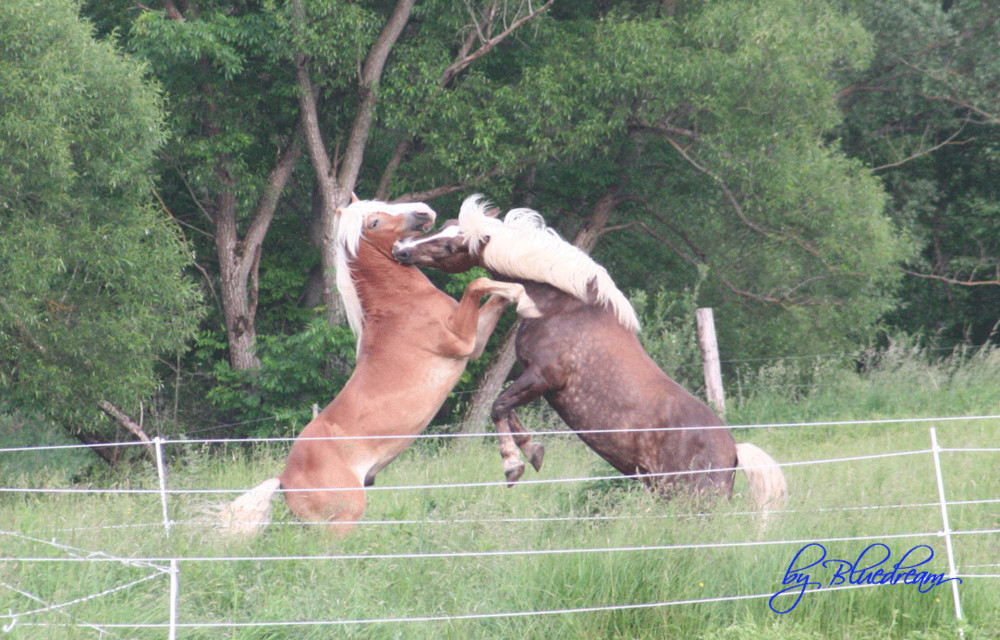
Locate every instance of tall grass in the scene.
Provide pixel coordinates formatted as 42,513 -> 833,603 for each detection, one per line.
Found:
2,343 -> 999,639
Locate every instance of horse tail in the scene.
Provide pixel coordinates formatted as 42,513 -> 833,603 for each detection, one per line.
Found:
217,477 -> 282,537
735,443 -> 787,517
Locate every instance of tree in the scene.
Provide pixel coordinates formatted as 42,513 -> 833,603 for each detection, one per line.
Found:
123,2 -> 306,371
108,0 -> 554,375
836,0 -> 1000,345
426,0 -> 914,426
80,0 -> 921,432
0,0 -> 203,462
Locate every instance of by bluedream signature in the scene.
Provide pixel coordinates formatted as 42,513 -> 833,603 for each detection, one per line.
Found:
769,542 -> 961,614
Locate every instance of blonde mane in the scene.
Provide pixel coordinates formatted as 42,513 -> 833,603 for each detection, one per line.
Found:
458,195 -> 640,332
335,199 -> 435,345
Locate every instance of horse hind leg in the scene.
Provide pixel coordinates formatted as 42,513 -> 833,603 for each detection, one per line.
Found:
508,411 -> 544,472
282,466 -> 367,540
491,366 -> 552,485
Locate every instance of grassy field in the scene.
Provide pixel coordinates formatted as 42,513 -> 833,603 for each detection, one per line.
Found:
2,344 -> 999,639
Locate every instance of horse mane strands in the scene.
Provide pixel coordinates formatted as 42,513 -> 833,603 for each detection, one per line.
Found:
332,201 -> 370,342
458,195 -> 641,333
333,199 -> 435,344
457,194 -> 504,254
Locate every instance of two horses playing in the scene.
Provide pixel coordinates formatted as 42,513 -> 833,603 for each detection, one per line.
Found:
219,198 -> 538,537
221,195 -> 786,538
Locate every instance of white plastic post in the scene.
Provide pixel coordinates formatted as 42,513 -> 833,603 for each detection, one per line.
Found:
929,427 -> 964,638
168,559 -> 179,640
153,437 -> 172,536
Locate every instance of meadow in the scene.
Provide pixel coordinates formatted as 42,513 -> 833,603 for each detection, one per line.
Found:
2,342 -> 999,639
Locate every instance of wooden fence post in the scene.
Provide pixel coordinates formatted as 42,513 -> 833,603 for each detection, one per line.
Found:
696,307 -> 725,418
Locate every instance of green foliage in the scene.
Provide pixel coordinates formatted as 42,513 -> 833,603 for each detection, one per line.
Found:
837,0 -> 1000,346
200,316 -> 356,437
420,0 -> 912,359
630,284 -> 704,393
0,0 -> 203,441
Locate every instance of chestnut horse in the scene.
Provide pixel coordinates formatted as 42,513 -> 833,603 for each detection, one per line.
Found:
219,198 -> 539,538
393,196 -> 787,513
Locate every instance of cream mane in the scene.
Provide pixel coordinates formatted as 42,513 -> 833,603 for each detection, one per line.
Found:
458,195 -> 640,332
335,199 -> 435,345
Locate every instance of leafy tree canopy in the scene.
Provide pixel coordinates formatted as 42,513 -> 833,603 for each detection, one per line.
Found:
0,0 -> 203,449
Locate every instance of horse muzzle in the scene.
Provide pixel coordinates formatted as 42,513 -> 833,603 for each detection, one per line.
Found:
392,242 -> 416,265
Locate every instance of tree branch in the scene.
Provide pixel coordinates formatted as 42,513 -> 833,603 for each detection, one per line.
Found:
870,121 -> 971,172
391,165 -> 507,203
901,268 -> 1000,287
98,400 -> 155,460
375,0 -> 554,198
443,0 -> 555,86
339,0 -> 417,192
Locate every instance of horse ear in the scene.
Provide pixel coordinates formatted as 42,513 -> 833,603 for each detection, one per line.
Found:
350,192 -> 360,203
485,207 -> 500,218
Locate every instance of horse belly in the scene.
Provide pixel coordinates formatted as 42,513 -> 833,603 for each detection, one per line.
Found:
346,358 -> 467,482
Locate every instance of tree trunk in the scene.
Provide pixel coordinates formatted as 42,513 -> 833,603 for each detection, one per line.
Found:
213,131 -> 301,370
292,0 -> 417,324
98,400 -> 156,461
462,326 -> 519,432
214,172 -> 262,370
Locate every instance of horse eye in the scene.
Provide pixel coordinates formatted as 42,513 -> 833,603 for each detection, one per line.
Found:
368,218 -> 379,229
445,242 -> 455,255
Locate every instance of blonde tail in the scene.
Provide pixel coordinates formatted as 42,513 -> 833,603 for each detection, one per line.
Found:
218,477 -> 281,538
735,443 -> 787,519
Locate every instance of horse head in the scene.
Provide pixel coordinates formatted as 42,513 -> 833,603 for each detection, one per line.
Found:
337,199 -> 436,257
392,220 -> 478,273
392,195 -> 501,272
334,198 -> 437,340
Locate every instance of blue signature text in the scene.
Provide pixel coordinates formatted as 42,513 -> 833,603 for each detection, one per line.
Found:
769,543 -> 961,613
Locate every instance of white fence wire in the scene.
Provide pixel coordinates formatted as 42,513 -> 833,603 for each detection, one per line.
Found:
1,414 -> 997,637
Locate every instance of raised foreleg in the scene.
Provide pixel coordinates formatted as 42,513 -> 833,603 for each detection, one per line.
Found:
437,278 -> 539,358
491,366 -> 555,484
471,294 -> 510,360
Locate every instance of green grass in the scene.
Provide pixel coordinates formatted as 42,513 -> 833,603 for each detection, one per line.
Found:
2,346 -> 1000,639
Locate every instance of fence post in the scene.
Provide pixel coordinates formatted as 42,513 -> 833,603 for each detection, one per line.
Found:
929,427 -> 964,638
696,308 -> 725,418
168,559 -> 179,640
153,437 -> 172,536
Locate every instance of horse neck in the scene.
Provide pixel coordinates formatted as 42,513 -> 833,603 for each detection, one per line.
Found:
352,241 -> 438,318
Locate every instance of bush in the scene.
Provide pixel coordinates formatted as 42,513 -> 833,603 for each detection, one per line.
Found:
201,316 -> 356,437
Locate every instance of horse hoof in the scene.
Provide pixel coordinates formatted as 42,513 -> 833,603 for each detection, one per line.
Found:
504,462 -> 525,487
526,443 -> 545,472
515,296 -> 543,319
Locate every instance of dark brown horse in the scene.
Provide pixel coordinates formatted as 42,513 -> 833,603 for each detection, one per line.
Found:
219,198 -> 539,538
393,196 -> 786,513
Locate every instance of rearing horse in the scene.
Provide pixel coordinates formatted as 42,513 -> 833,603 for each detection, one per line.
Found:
219,198 -> 539,538
393,196 -> 787,514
